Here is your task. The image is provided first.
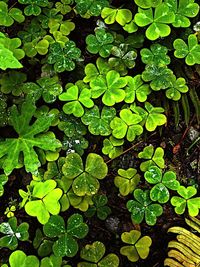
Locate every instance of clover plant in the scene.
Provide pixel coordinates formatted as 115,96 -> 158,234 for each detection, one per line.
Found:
19,180 -> 63,224
144,166 -> 179,203
0,1 -> 25,26
85,194 -> 111,220
62,153 -> 108,196
0,217 -> 29,250
173,34 -> 200,65
114,168 -> 140,196
127,189 -> 163,225
101,7 -> 132,26
55,0 -> 73,15
134,3 -> 175,40
3,250 -> 40,267
110,109 -> 143,141
86,28 -> 114,58
78,241 -> 119,267
59,85 -> 94,117
171,186 -> 200,216
75,0 -> 109,17
138,145 -> 165,172
120,230 -> 152,262
43,214 -> 89,257
18,0 -> 49,16
102,136 -> 124,159
165,76 -> 188,101
82,105 -> 116,136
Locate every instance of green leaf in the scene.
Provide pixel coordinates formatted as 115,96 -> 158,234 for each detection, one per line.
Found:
86,28 -> 114,58
75,0 -> 109,17
0,174 -> 8,196
120,230 -> 152,262
101,7 -> 132,26
0,98 -> 61,175
43,215 -> 65,238
102,136 -> 124,159
138,146 -> 165,172
127,189 -> 163,225
85,195 -> 111,220
114,168 -> 140,196
165,76 -> 188,101
18,0 -> 49,16
134,4 -> 175,40
0,2 -> 25,26
173,34 -> 200,65
134,0 -> 162,8
24,180 -> 62,224
110,109 -> 143,141
164,0 -> 199,27
9,250 -> 39,267
81,105 -> 116,136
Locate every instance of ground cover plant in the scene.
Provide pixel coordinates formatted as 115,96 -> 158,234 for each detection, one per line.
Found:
0,0 -> 200,266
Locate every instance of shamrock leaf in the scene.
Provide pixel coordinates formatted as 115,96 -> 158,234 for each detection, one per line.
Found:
171,186 -> 200,216
0,98 -> 62,175
47,41 -> 81,72
81,105 -> 116,136
101,7 -> 132,26
90,70 -> 127,106
124,75 -> 151,103
78,241 -> 119,267
0,217 -> 29,250
120,230 -> 152,262
84,57 -> 111,83
8,250 -> 39,267
114,168 -> 140,196
142,65 -> 174,90
43,214 -> 89,257
138,145 -> 165,172
75,0 -> 109,17
62,153 -> 108,196
0,1 -> 25,26
173,34 -> 200,65
145,166 -> 179,203
18,0 -> 49,16
131,102 -> 167,132
0,71 -> 27,96
165,76 -> 188,101
102,136 -> 124,159
108,44 -> 137,75
85,194 -> 111,220
0,174 -> 8,196
127,189 -> 163,225
55,0 -> 73,15
140,44 -> 170,66
59,85 -> 94,117
24,180 -> 63,224
86,28 -> 114,58
110,109 -> 143,142
164,0 -> 199,27
134,3 -> 175,40
23,38 -> 49,57
134,0 -> 162,8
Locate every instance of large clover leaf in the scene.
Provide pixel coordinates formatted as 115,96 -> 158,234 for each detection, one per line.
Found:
101,7 -> 132,26
165,76 -> 188,101
127,189 -> 163,225
0,98 -> 61,175
23,180 -> 63,224
18,0 -> 49,16
43,214 -> 89,257
0,1 -> 25,26
173,34 -> 200,65
131,102 -> 167,132
0,217 -> 29,250
90,70 -> 127,106
81,105 -> 116,136
78,241 -> 119,267
86,28 -> 114,58
140,44 -> 170,66
75,0 -> 109,17
171,186 -> 200,216
120,230 -> 152,262
142,65 -> 174,91
134,3 -> 175,40
110,109 -> 143,142
59,85 -> 94,117
47,41 -> 81,72
7,250 -> 39,267
124,75 -> 151,103
144,166 -> 179,203
138,145 -> 165,172
114,168 -> 140,196
164,0 -> 199,28
62,153 -> 108,196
